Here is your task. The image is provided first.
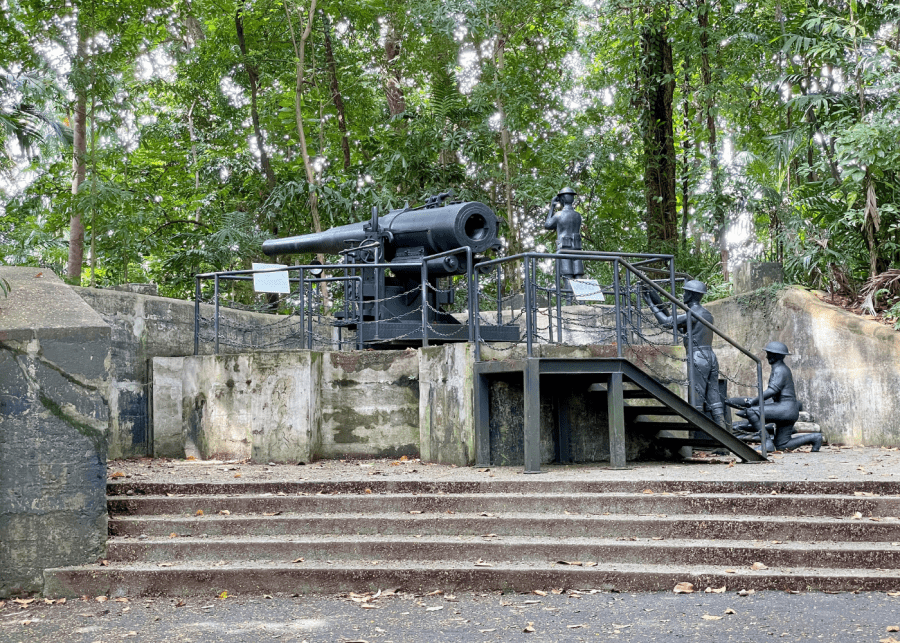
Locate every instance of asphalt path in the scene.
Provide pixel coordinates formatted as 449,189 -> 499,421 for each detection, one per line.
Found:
4,589 -> 900,643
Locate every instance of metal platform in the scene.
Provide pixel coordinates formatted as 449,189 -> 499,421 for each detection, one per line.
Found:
474,357 -> 766,472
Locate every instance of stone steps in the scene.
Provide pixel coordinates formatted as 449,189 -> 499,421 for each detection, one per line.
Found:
41,479 -> 900,597
107,492 -> 900,517
108,512 -> 900,542
106,535 -> 900,570
43,560 -> 900,597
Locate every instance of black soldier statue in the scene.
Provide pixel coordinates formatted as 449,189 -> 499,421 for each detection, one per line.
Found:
544,187 -> 584,280
643,280 -> 725,426
731,341 -> 823,452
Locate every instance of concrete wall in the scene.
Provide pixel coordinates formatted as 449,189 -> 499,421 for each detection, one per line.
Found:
320,349 -> 419,459
75,287 -> 307,459
154,352 -> 322,463
708,287 -> 900,445
419,343 -> 476,465
160,348 -> 420,464
0,268 -> 109,597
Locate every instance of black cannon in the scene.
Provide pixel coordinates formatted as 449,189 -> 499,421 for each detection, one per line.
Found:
263,194 -> 520,347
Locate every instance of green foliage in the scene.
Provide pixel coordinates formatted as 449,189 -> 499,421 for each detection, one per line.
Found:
0,0 -> 897,306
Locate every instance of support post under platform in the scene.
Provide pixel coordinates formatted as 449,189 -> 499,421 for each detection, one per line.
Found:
523,358 -> 543,474
607,371 -> 627,469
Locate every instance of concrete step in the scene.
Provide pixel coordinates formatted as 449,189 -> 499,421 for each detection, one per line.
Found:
43,560 -> 900,597
108,479 -> 900,496
106,534 -> 900,570
108,512 -> 900,542
107,492 -> 900,518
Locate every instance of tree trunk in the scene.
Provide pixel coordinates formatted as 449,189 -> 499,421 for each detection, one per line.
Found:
321,11 -> 351,171
235,9 -> 276,193
384,19 -> 406,117
680,70 -> 692,253
283,0 -> 321,235
67,34 -> 88,283
697,0 -> 727,280
640,22 -> 678,254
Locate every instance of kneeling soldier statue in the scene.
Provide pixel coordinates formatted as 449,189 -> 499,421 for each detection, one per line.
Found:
731,341 -> 823,452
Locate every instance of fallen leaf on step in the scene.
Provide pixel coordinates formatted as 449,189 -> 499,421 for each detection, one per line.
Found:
556,560 -> 583,566
291,558 -> 304,563
702,615 -> 723,620
409,510 -> 422,514
95,596 -> 108,602
194,510 -> 204,516
642,489 -> 653,494
217,591 -> 228,599
888,626 -> 900,632
585,561 -> 597,567
750,562 -> 768,570
652,537 -> 663,541
725,569 -> 736,573
218,510 -> 230,516
523,622 -> 535,633
725,608 -> 736,614
705,586 -> 726,593
480,512 -> 495,517
474,559 -> 493,567
263,512 -> 282,516
851,512 -> 863,519
738,589 -> 755,596
673,582 -> 694,594
479,629 -> 496,633
880,638 -> 900,643
533,590 -> 547,596
568,624 -> 585,629
888,592 -> 900,597
99,559 -> 110,565
551,588 -> 563,594
233,473 -> 242,478
364,488 -> 372,494
13,598 -> 34,605
855,492 -> 876,497
426,606 -> 443,611
157,563 -> 174,567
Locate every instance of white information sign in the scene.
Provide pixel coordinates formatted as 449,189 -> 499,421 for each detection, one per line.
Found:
252,263 -> 291,294
569,278 -> 605,302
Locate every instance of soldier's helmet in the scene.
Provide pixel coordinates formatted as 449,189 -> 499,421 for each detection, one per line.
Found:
557,186 -> 577,197
764,341 -> 791,355
682,280 -> 707,295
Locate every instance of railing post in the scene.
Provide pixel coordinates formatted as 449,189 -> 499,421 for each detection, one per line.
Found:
757,361 -> 768,459
299,268 -> 306,350
686,308 -> 696,409
670,259 -> 678,345
194,276 -> 201,356
496,264 -> 503,326
421,260 -> 429,348
213,274 -> 220,355
307,274 -> 314,350
466,248 -> 475,345
554,261 -> 563,344
474,263 -> 482,362
613,259 -> 623,358
524,256 -> 533,358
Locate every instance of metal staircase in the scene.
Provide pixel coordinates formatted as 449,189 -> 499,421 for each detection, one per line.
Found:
474,357 -> 766,472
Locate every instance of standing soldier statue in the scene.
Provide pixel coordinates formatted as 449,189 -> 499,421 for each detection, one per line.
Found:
643,280 -> 726,427
544,187 -> 585,280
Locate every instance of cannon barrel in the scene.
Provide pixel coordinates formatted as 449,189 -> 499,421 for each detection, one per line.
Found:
262,201 -> 498,258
